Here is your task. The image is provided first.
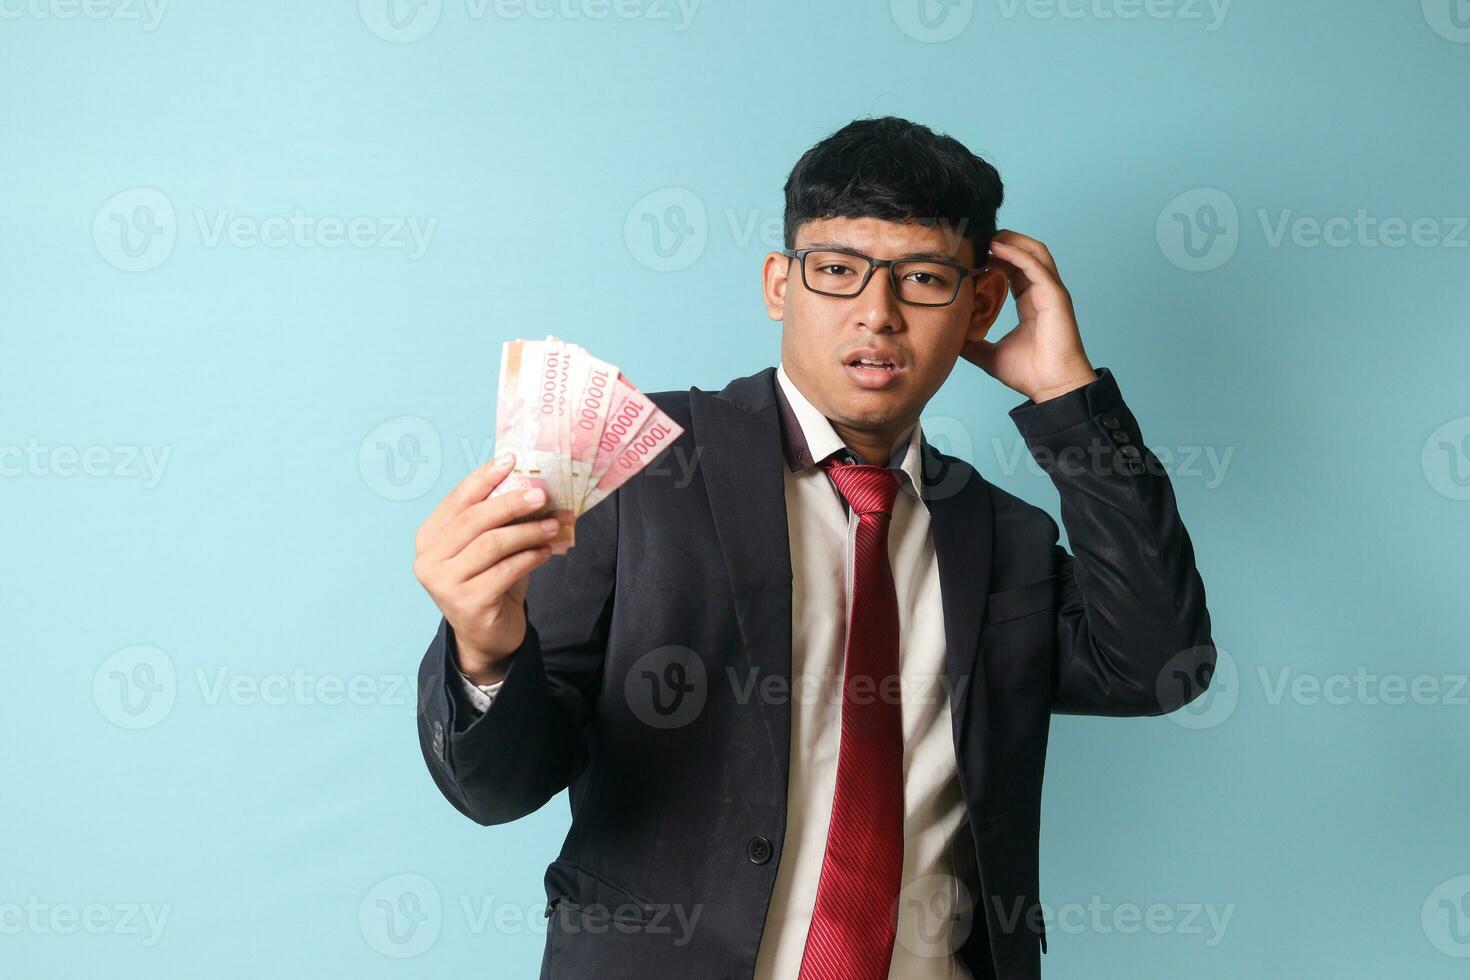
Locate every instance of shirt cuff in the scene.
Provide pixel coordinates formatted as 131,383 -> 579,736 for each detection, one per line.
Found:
454,668 -> 505,714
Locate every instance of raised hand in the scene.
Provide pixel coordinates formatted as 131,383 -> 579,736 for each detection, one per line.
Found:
962,229 -> 1097,403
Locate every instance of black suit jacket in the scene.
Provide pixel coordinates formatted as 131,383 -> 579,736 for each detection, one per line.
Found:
416,365 -> 1215,980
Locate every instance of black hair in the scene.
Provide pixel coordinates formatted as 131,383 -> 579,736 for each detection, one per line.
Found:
783,116 -> 1004,266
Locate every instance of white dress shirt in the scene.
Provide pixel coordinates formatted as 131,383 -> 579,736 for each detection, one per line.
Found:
456,362 -> 972,978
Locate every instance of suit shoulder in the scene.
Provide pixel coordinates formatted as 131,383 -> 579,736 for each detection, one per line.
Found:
644,388 -> 693,430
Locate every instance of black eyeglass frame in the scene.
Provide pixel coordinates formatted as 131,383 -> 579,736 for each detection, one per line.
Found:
781,246 -> 991,308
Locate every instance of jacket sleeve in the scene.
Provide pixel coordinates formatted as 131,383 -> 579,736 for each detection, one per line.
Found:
1008,368 -> 1216,717
415,484 -> 619,824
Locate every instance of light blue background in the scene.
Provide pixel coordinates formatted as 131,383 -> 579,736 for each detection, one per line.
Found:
4,1 -> 1469,976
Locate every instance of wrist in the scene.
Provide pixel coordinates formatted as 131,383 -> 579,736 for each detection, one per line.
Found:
450,628 -> 516,687
1026,367 -> 1096,404
460,657 -> 510,688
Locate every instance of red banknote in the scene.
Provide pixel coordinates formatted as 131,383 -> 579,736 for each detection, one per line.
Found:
490,335 -> 683,553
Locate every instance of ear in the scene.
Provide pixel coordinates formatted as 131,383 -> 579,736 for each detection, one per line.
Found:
966,265 -> 1009,343
762,250 -> 792,322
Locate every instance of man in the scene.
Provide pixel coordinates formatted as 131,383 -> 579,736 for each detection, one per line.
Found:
412,116 -> 1214,980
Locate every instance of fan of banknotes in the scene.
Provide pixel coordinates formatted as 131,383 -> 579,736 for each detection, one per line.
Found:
490,335 -> 684,553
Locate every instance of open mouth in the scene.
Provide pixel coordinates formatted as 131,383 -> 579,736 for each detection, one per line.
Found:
842,348 -> 905,389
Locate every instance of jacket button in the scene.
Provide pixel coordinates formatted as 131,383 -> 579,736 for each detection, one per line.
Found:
1110,429 -> 1131,444
431,720 -> 446,758
1120,444 -> 1141,460
1100,414 -> 1121,429
747,836 -> 773,865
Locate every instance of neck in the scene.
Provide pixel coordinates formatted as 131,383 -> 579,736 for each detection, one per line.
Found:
830,419 -> 908,467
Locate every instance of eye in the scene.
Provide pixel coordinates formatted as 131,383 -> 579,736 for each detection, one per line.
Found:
819,262 -> 855,276
904,269 -> 950,286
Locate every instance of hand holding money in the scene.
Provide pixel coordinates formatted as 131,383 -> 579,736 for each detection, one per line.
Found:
413,337 -> 683,683
413,454 -> 565,684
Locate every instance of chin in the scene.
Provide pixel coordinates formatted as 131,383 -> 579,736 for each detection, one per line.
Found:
833,389 -> 907,425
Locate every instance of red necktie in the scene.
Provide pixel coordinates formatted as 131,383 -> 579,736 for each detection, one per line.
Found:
799,458 -> 905,980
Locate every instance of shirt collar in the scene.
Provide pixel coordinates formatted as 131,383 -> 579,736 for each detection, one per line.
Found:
774,361 -> 928,507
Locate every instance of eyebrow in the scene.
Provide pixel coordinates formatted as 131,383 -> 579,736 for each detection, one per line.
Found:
804,241 -> 963,263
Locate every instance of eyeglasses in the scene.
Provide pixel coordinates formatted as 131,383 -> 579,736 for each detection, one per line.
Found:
781,246 -> 988,308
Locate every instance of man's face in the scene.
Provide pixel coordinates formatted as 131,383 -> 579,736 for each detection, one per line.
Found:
762,216 -> 1008,441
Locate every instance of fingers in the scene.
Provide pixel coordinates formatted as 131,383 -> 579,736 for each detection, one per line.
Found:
984,250 -> 1029,297
462,544 -> 554,607
991,230 -> 1060,276
442,515 -> 565,584
418,453 -> 517,549
988,238 -> 1051,284
988,237 -> 1070,307
433,484 -> 558,562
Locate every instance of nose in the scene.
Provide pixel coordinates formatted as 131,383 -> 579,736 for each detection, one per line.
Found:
852,263 -> 903,332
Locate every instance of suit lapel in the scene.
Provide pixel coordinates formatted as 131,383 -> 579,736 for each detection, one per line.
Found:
921,434 -> 994,755
689,368 -> 793,782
